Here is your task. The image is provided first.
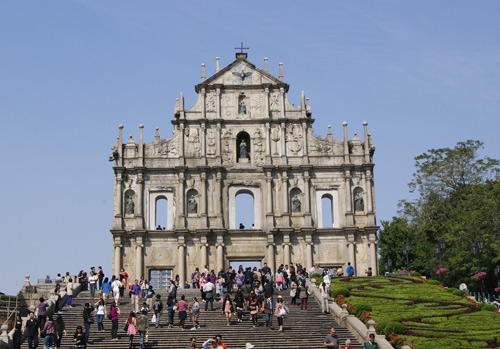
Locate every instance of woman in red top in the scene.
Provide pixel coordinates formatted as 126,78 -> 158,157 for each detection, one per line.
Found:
119,268 -> 129,299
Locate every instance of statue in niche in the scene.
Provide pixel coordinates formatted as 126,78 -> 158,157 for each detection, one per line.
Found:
239,100 -> 247,116
188,195 -> 198,214
125,195 -> 135,214
354,192 -> 364,212
271,125 -> 280,155
291,194 -> 301,213
239,140 -> 248,159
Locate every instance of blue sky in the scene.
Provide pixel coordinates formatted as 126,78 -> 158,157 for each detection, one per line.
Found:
1,1 -> 499,295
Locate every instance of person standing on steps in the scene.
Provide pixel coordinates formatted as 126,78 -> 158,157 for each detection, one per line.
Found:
290,278 -> 298,306
190,297 -> 200,330
323,327 -> 339,348
130,279 -> 141,312
82,302 -> 94,344
73,326 -> 85,349
94,299 -> 106,332
320,282 -> 330,314
152,294 -> 163,328
186,337 -> 197,349
66,278 -> 74,308
23,311 -> 40,349
136,309 -> 149,349
126,312 -> 137,349
109,302 -> 120,340
234,289 -> 246,323
41,315 -> 56,349
101,277 -> 112,303
299,280 -> 310,310
88,271 -> 98,299
54,314 -> 66,349
263,295 -> 275,330
248,290 -> 259,327
203,277 -> 215,311
222,295 -> 233,326
111,276 -> 122,306
275,295 -> 288,332
37,297 -> 49,330
167,294 -> 177,328
342,339 -> 354,349
178,295 -> 188,329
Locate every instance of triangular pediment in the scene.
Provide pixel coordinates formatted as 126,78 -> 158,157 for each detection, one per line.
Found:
195,58 -> 289,92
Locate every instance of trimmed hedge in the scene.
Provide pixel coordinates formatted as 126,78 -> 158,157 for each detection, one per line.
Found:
481,304 -> 497,312
353,303 -> 372,317
375,319 -> 390,335
331,287 -> 350,298
452,289 -> 466,297
410,271 -> 421,277
310,273 -> 321,279
383,321 -> 405,337
426,279 -> 441,285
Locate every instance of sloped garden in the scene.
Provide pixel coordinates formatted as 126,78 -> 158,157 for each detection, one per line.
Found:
328,276 -> 500,348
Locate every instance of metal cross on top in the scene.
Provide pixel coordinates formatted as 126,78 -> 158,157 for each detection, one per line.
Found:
234,42 -> 249,53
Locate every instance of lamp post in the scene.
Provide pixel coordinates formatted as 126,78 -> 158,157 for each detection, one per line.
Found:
435,239 -> 446,286
385,258 -> 393,274
402,242 -> 411,272
471,237 -> 485,302
495,265 -> 500,289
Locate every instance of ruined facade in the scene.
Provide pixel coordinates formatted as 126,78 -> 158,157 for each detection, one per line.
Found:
110,53 -> 378,288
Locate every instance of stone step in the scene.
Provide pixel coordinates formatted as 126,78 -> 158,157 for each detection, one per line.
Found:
24,289 -> 363,348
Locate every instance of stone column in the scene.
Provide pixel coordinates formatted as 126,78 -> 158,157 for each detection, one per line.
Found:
369,238 -> 377,276
216,122 -> 221,159
283,232 -> 290,267
301,121 -> 309,160
264,87 -> 270,117
305,242 -> 313,271
200,172 -> 207,228
267,239 -> 275,274
265,121 -> 271,163
178,235 -> 186,286
280,121 -> 287,161
201,88 -> 206,119
366,169 -> 374,213
176,172 -> 185,228
216,233 -> 224,272
216,87 -> 221,118
215,170 -> 223,227
281,171 -> 289,217
135,238 -> 143,279
200,234 -> 208,269
303,171 -> 312,227
200,122 -> 206,161
279,87 -> 285,118
179,123 -> 185,161
136,173 -> 144,229
344,169 -> 353,226
113,240 -> 122,277
347,238 -> 356,276
113,173 -> 123,229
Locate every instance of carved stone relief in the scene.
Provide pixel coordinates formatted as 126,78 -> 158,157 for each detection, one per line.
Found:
206,92 -> 216,112
185,127 -> 201,157
285,124 -> 302,155
252,128 -> 265,165
271,124 -> 280,156
207,128 -> 216,155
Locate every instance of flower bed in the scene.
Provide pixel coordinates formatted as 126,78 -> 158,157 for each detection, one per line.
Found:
332,276 -> 500,348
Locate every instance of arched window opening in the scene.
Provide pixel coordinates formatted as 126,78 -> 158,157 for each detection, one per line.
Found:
321,194 -> 333,228
155,197 -> 168,230
186,189 -> 199,215
236,132 -> 250,162
235,191 -> 254,229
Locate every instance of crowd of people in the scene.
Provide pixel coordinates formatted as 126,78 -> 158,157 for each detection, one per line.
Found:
16,261 -> 378,349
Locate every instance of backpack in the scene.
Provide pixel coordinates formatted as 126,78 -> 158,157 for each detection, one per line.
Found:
153,300 -> 163,311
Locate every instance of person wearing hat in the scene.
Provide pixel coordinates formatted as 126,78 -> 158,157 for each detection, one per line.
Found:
275,295 -> 288,332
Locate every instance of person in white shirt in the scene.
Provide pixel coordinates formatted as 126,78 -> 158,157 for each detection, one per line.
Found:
111,276 -> 122,305
203,280 -> 215,311
88,271 -> 98,299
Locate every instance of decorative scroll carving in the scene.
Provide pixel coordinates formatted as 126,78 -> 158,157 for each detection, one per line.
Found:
207,128 -> 216,155
206,92 -> 216,112
285,124 -> 302,155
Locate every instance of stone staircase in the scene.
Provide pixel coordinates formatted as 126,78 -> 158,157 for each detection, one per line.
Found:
24,287 -> 362,348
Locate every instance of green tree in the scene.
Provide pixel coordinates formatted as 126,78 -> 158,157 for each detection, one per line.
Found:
382,140 -> 500,290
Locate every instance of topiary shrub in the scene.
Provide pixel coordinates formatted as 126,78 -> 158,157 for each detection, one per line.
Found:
446,287 -> 458,293
426,279 -> 441,285
331,288 -> 350,298
315,277 -> 324,286
481,304 -> 497,312
410,271 -> 421,277
383,321 -> 405,337
375,320 -> 390,335
310,273 -> 321,279
452,289 -> 466,297
353,303 -> 373,317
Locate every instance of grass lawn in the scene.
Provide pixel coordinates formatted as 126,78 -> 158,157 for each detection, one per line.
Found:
330,276 -> 500,348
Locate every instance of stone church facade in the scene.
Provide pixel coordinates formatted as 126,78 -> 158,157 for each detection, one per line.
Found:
109,52 -> 379,288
